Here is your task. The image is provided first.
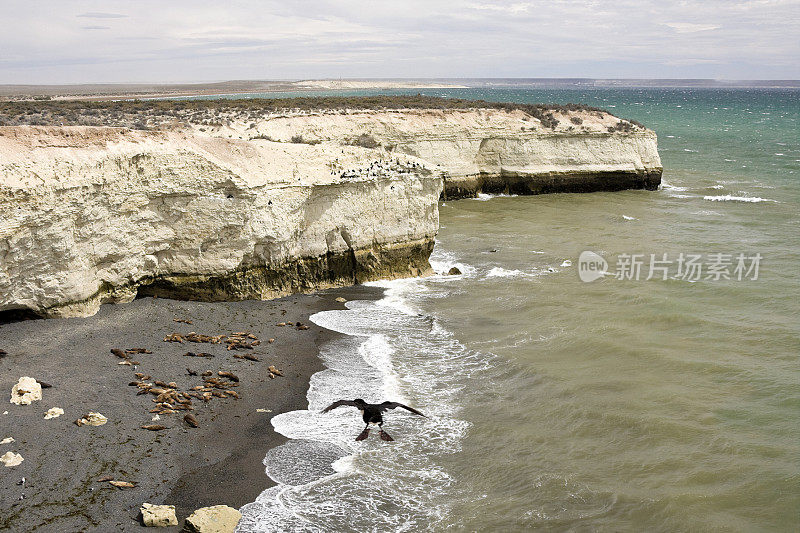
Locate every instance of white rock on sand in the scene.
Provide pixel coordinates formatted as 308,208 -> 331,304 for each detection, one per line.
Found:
10,376 -> 42,405
75,412 -> 108,426
140,503 -> 178,527
44,407 -> 64,419
1,451 -> 24,467
0,437 -> 13,445
184,505 -> 242,533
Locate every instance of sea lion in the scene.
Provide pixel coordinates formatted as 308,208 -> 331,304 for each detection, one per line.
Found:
108,480 -> 136,488
186,368 -> 198,376
184,413 -> 199,428
96,475 -> 114,482
268,366 -> 284,377
218,371 -> 240,382
154,381 -> 170,388
201,370 -> 213,377
110,348 -> 128,358
140,424 -> 166,431
233,354 -> 260,361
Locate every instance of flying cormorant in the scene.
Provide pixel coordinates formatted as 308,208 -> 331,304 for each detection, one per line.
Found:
322,399 -> 426,441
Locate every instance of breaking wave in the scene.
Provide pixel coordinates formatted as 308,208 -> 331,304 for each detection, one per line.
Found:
237,261 -> 493,531
703,195 -> 777,203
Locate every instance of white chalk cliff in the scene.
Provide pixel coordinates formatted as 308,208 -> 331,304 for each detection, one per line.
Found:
0,107 -> 661,318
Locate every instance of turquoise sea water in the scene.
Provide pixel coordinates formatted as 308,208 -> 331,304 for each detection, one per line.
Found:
236,88 -> 800,532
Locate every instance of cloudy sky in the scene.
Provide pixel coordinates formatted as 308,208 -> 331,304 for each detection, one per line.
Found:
2,0 -> 798,83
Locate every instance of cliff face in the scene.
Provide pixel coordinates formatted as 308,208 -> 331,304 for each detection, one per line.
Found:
0,107 -> 661,318
0,127 -> 440,318
223,108 -> 662,198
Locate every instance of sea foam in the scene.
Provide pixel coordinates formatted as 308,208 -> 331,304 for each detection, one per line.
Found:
703,195 -> 777,203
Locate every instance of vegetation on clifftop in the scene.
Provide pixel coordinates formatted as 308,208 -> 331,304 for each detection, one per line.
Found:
0,95 -> 646,131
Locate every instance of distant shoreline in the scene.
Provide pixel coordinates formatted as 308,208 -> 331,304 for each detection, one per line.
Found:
0,78 -> 797,101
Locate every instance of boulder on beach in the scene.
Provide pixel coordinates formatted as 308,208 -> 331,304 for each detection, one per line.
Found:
10,376 -> 42,405
1,451 -> 24,467
141,502 -> 178,527
447,266 -> 462,275
184,505 -> 242,533
44,407 -> 64,419
75,412 -> 108,427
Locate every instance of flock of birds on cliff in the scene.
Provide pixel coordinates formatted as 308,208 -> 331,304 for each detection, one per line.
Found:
330,158 -> 427,181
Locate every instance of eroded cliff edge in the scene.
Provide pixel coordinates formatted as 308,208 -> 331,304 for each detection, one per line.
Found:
238,106 -> 662,198
0,98 -> 662,318
0,127 -> 440,318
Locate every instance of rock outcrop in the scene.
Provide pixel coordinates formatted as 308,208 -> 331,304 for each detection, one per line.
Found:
0,105 -> 661,318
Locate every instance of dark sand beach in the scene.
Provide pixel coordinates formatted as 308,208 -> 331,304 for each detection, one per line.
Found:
0,285 -> 381,532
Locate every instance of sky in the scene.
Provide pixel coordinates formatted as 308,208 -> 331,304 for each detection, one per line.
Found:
2,0 -> 799,84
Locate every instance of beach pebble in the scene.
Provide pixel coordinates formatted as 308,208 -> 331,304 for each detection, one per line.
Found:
1,451 -> 24,467
10,376 -> 42,405
0,437 -> 13,445
140,502 -> 178,527
335,297 -> 347,302
44,407 -> 64,420
184,505 -> 242,533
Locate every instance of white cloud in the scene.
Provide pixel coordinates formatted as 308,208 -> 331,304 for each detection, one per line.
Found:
76,12 -> 128,19
467,3 -> 532,13
0,0 -> 797,82
662,22 -> 721,33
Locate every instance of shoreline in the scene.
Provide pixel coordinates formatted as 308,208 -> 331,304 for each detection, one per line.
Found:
0,286 -> 381,531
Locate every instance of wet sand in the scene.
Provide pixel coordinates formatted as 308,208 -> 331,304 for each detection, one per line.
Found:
0,286 -> 381,532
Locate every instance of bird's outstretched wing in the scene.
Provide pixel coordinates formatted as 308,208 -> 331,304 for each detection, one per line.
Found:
322,400 -> 361,413
380,401 -> 427,417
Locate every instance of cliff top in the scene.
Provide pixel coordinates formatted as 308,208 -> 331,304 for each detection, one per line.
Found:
0,95 -> 646,134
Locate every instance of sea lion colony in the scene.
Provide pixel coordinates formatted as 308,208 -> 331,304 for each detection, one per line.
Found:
101,319 -> 312,431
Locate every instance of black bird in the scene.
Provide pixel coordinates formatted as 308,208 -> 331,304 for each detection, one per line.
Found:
322,399 -> 426,441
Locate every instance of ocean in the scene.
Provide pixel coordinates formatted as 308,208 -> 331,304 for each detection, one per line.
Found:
236,88 -> 800,531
